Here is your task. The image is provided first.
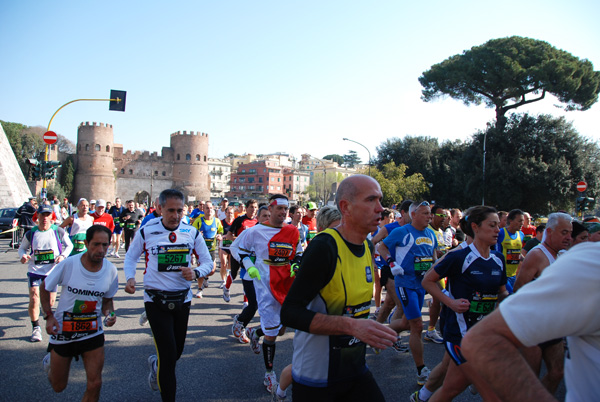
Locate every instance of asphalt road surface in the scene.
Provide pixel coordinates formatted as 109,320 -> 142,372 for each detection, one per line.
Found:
0,239 -> 565,401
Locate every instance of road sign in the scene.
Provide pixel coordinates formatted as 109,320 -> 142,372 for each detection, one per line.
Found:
43,131 -> 58,145
577,181 -> 587,192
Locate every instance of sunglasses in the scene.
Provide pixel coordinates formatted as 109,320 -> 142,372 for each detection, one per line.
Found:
434,213 -> 447,218
419,201 -> 430,207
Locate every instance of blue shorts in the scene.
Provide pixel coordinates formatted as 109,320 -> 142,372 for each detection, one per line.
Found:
113,225 -> 123,235
445,340 -> 467,366
396,286 -> 425,321
27,272 -> 57,292
506,276 -> 516,294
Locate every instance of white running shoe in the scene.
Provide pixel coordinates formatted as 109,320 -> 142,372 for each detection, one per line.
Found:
147,355 -> 158,391
195,291 -> 203,299
239,328 -> 250,344
114,252 -> 120,258
139,311 -> 148,326
42,352 -> 51,374
264,371 -> 277,393
232,315 -> 244,338
223,287 -> 230,302
247,327 -> 261,354
271,381 -> 286,401
242,301 -> 249,309
424,329 -> 443,344
202,278 -> 209,289
31,326 -> 42,342
219,281 -> 225,289
417,366 -> 431,386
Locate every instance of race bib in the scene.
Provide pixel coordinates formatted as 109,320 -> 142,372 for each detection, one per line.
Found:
61,311 -> 98,340
73,240 -> 86,252
469,292 -> 498,315
126,222 -> 136,230
414,256 -> 433,274
268,241 -> 293,264
157,244 -> 190,272
204,238 -> 216,250
34,249 -> 54,265
506,249 -> 520,264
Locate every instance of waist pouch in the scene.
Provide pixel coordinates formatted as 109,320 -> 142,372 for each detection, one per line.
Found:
146,289 -> 188,311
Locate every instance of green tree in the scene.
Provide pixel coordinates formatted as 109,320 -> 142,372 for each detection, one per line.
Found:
464,113 -> 600,214
2,120 -> 46,175
59,156 -> 75,198
322,154 -> 344,165
371,162 -> 429,207
342,150 -> 361,168
375,136 -> 440,178
419,36 -> 600,132
311,171 -> 344,204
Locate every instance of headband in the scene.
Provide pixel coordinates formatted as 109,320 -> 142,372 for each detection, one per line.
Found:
270,198 -> 289,207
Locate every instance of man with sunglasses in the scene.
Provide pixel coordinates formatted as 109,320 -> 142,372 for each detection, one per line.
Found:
379,200 -> 438,386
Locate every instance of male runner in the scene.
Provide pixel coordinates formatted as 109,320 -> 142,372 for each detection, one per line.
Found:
301,201 -> 318,243
40,225 -> 117,401
90,199 -> 115,232
192,201 -> 223,298
216,198 -> 229,221
379,200 -> 438,385
18,204 -> 73,342
107,198 -> 125,257
495,209 -> 525,293
513,212 -> 572,394
281,175 -> 397,400
124,189 -> 213,402
120,200 -> 144,252
230,194 -> 303,392
61,198 -> 94,256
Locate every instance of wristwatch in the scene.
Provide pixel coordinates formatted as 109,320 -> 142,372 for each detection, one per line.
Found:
193,269 -> 201,280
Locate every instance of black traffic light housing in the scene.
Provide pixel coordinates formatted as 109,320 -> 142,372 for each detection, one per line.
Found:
44,160 -> 62,180
26,158 -> 42,180
109,90 -> 126,112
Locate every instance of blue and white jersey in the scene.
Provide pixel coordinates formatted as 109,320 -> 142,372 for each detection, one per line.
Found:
383,224 -> 437,290
435,243 -> 506,343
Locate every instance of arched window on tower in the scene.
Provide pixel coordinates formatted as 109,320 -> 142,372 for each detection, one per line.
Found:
162,171 -> 166,176
186,154 -> 191,161
85,144 -> 89,151
204,156 -> 207,162
120,168 -> 125,174
106,145 -> 110,152
129,169 -> 133,175
177,154 -> 180,161
95,144 -> 101,151
196,154 -> 200,161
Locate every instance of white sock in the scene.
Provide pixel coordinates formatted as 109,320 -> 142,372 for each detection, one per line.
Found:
276,384 -> 286,398
419,386 -> 433,401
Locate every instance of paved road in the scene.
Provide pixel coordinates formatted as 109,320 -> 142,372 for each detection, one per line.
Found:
0,239 -> 565,401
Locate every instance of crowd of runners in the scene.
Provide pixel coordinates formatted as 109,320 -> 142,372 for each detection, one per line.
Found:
11,176 -> 600,401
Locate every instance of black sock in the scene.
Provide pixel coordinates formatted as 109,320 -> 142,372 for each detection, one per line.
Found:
32,320 -> 40,328
417,365 -> 425,375
263,339 -> 276,371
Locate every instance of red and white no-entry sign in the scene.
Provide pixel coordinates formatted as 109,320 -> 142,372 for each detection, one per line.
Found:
43,131 -> 58,145
577,181 -> 587,192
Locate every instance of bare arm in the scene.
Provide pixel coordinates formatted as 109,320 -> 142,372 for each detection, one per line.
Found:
377,241 -> 391,262
422,268 -> 469,313
461,310 -> 557,402
308,313 -> 396,348
371,226 -> 388,245
513,250 -> 543,292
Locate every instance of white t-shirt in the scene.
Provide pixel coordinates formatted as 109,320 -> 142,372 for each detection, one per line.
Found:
500,242 -> 600,402
44,254 -> 118,344
18,226 -> 73,275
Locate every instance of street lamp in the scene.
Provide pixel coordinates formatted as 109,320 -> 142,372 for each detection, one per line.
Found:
342,137 -> 371,176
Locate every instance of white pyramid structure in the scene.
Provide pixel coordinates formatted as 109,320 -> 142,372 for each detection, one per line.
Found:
0,124 -> 32,208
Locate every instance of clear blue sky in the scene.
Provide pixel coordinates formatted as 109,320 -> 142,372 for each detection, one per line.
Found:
2,1 -> 599,164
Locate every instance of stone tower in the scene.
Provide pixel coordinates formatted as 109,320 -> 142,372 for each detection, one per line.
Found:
74,122 -> 115,202
170,131 -> 210,201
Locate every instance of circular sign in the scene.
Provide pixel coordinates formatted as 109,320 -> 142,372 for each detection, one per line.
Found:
43,131 -> 58,145
577,181 -> 587,192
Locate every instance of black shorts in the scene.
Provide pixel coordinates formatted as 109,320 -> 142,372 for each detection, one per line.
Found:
292,370 -> 384,402
539,337 -> 564,350
48,333 -> 104,359
380,265 -> 393,288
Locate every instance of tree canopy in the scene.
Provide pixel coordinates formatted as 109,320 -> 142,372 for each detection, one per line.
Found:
322,154 -> 344,165
419,36 -> 600,131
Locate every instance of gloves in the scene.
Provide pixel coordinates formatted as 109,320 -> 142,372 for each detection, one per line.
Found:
247,266 -> 261,280
389,261 -> 404,277
290,263 -> 300,278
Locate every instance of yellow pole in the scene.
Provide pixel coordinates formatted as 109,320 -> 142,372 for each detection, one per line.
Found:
41,97 -> 121,198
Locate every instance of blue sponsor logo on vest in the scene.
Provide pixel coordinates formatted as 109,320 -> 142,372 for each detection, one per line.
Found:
365,266 -> 372,283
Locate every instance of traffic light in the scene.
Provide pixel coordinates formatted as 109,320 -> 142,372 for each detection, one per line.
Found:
25,158 -> 42,180
583,197 -> 596,212
109,90 -> 126,112
43,160 -> 61,180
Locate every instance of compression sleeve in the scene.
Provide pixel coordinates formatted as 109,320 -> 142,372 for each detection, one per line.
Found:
281,233 -> 337,332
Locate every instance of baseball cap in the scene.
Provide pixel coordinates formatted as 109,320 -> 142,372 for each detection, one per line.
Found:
222,198 -> 228,201
37,204 -> 53,214
306,201 -> 318,210
96,199 -> 107,207
90,199 -> 96,205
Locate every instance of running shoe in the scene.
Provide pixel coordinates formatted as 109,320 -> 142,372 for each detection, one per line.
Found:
139,311 -> 148,326
247,327 -> 261,354
242,301 -> 249,309
424,329 -> 443,344
42,352 -> 51,374
232,315 -> 244,337
392,338 -> 409,353
239,328 -> 250,344
223,287 -> 230,302
219,281 -> 225,289
31,326 -> 42,342
195,291 -> 203,299
147,355 -> 158,391
387,307 -> 396,324
271,381 -> 286,401
410,390 -> 425,402
264,371 -> 277,393
114,252 -> 120,258
417,366 -> 431,386
202,278 -> 209,289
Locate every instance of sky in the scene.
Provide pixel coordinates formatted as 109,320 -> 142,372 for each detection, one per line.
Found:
1,1 -> 599,165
